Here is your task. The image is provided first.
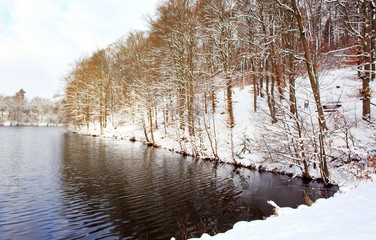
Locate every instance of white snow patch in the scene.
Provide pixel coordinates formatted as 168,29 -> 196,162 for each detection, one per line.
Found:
189,178 -> 376,240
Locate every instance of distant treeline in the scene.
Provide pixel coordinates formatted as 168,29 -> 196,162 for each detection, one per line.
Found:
0,89 -> 63,126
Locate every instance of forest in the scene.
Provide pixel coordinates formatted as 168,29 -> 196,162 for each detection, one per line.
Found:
0,89 -> 63,126
62,0 -> 376,185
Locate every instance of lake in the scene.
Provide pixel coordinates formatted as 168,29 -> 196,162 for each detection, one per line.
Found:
0,127 -> 337,239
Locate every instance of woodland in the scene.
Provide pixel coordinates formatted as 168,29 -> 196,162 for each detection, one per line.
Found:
62,0 -> 376,185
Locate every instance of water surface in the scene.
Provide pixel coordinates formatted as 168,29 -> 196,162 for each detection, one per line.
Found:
0,127 -> 337,239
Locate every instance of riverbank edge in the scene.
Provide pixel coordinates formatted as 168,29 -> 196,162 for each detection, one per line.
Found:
187,176 -> 376,240
68,128 -> 375,240
68,128 -> 338,187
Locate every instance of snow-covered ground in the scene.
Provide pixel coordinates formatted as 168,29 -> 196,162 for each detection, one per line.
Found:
188,178 -> 376,240
68,67 -> 376,186
68,67 -> 376,239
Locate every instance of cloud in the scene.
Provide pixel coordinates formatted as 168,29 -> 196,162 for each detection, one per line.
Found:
0,0 -> 159,99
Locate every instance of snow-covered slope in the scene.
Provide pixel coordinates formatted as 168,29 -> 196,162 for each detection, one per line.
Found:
189,179 -> 376,240
68,67 -> 376,186
68,67 -> 376,240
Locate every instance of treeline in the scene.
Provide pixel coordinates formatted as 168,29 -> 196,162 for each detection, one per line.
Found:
0,89 -> 63,126
63,0 -> 376,183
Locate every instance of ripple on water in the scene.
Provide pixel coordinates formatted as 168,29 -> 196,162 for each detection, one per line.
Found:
0,127 -> 338,239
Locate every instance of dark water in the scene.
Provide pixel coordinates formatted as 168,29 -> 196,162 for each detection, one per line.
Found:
0,127 -> 337,240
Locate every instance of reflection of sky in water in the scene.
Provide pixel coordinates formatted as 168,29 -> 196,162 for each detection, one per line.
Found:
0,127 -> 337,239
0,127 -> 67,239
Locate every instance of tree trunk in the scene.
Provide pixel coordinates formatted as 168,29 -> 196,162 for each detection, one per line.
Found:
187,76 -> 194,136
148,107 -> 155,145
252,61 -> 257,112
143,115 -> 150,143
362,0 -> 372,121
211,89 -> 216,113
226,74 -> 235,128
178,85 -> 186,131
163,109 -> 168,136
266,60 -> 277,123
371,1 -> 376,81
292,0 -> 327,131
319,133 -> 329,184
289,54 -> 297,115
187,35 -> 195,136
291,0 -> 329,183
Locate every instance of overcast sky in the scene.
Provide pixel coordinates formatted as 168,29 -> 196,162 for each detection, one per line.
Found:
0,0 -> 160,99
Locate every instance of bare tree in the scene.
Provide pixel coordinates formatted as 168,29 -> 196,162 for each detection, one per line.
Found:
335,0 -> 374,121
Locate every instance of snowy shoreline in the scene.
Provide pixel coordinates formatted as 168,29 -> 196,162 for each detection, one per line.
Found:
69,127 -> 375,240
66,67 -> 375,239
69,128 -> 334,186
67,68 -> 376,188
188,177 -> 376,240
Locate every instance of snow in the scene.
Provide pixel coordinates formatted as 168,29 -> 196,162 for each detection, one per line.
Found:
67,67 -> 376,239
70,67 -> 374,185
189,178 -> 376,240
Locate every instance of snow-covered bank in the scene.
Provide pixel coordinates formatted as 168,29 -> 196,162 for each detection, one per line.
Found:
67,67 -> 376,186
66,68 -> 376,240
189,178 -> 376,240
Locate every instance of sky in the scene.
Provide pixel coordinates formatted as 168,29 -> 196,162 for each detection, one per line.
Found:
0,0 -> 160,100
